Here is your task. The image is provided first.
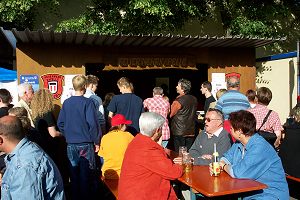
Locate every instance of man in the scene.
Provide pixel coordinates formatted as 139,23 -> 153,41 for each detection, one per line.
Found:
57,75 -> 100,200
200,81 -> 216,114
14,83 -> 34,127
0,116 -> 65,199
84,75 -> 105,135
187,108 -> 231,165
143,86 -> 170,148
215,73 -> 250,140
170,78 -> 198,152
118,112 -> 183,200
108,77 -> 144,135
0,88 -> 13,118
248,87 -> 282,147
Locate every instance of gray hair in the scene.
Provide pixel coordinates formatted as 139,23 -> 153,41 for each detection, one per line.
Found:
153,87 -> 163,95
227,76 -> 240,88
17,83 -> 33,97
178,78 -> 191,94
139,112 -> 165,137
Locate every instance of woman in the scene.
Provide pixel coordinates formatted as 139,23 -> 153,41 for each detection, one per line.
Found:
30,89 -> 61,159
279,105 -> 300,178
214,110 -> 289,200
98,114 -> 134,179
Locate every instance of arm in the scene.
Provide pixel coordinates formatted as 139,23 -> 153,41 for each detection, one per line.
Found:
189,133 -> 210,165
222,143 -> 273,179
170,100 -> 181,118
86,100 -> 101,144
144,149 -> 183,180
48,126 -> 61,137
57,107 -> 65,134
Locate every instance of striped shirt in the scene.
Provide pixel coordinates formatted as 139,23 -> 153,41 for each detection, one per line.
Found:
143,95 -> 170,140
215,90 -> 250,120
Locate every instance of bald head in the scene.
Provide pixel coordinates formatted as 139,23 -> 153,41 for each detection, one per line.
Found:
227,76 -> 240,90
0,116 -> 24,141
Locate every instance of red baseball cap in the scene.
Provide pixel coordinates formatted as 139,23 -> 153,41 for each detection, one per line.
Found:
111,114 -> 132,127
225,72 -> 241,79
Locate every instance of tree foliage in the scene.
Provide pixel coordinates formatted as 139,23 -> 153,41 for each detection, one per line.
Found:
0,0 -> 299,43
0,0 -> 59,30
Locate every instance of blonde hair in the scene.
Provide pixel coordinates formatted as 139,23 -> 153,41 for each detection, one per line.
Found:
30,89 -> 54,121
72,75 -> 87,91
8,107 -> 31,132
216,89 -> 227,100
117,77 -> 131,89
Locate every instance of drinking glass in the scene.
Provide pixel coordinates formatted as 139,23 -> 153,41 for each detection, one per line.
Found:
179,146 -> 187,158
182,152 -> 193,173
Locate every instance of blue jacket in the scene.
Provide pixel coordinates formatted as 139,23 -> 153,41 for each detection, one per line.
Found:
221,134 -> 289,200
1,138 -> 65,200
57,95 -> 100,144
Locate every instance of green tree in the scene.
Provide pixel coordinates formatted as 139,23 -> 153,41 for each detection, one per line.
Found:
0,0 -> 59,30
56,0 -> 213,34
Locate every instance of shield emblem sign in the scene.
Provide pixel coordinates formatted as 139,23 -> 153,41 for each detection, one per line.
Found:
48,81 -> 58,94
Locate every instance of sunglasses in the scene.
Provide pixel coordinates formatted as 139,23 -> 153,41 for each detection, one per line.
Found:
204,118 -> 221,122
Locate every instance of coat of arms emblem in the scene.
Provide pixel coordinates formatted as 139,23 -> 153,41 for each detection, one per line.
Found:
41,74 -> 64,99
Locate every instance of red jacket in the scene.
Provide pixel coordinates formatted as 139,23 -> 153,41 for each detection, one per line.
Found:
118,134 -> 183,200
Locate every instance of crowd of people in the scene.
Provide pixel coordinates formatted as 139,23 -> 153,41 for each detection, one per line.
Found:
0,72 -> 298,200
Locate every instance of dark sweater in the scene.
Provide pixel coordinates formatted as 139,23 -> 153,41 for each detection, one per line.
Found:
57,96 -> 100,144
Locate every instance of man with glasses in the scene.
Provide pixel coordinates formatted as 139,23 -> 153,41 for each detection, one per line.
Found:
186,108 -> 231,165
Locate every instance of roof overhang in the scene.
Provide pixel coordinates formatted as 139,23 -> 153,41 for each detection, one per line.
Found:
10,28 -> 285,48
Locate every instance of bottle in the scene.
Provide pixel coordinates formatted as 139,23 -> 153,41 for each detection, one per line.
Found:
212,143 -> 220,176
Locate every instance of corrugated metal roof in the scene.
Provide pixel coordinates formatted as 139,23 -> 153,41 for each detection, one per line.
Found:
11,28 -> 285,48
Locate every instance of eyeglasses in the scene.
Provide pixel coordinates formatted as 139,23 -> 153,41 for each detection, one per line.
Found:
204,118 -> 221,122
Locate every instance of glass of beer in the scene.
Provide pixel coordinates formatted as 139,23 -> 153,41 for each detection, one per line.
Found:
182,152 -> 193,173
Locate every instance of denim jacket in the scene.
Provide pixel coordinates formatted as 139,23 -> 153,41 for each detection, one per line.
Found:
1,138 -> 65,200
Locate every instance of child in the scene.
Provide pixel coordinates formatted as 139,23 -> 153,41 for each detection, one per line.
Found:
57,74 -> 100,200
98,114 -> 134,179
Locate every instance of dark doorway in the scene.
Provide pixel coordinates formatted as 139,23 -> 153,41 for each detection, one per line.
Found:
86,64 -> 208,110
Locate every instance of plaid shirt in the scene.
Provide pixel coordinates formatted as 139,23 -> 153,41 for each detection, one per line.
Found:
143,95 -> 170,140
248,104 -> 283,136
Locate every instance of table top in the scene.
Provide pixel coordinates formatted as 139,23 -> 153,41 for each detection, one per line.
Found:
178,165 -> 268,197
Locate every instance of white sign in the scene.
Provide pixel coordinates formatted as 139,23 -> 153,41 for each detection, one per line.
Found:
211,73 -> 226,99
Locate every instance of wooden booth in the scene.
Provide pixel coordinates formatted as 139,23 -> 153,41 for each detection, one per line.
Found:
8,29 -> 281,113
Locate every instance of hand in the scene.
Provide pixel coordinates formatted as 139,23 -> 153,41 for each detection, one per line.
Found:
94,144 -> 100,152
173,157 -> 183,165
274,136 -> 281,148
201,154 -> 212,160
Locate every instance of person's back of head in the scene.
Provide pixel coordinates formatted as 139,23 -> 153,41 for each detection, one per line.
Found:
216,89 -> 227,100
201,81 -> 212,93
153,87 -> 163,96
178,78 -> 192,94
0,89 -> 12,105
257,87 -> 272,106
103,92 -> 115,106
117,77 -> 132,89
0,116 -> 24,145
31,89 -> 54,121
226,76 -> 240,90
8,107 -> 31,132
246,89 -> 256,103
72,75 -> 87,92
8,107 -> 28,118
86,75 -> 99,91
290,105 -> 300,123
139,112 -> 165,137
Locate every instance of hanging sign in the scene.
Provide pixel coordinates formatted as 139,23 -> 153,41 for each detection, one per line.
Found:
41,73 -> 64,99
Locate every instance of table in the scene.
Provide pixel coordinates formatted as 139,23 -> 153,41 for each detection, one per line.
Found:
178,165 -> 267,197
